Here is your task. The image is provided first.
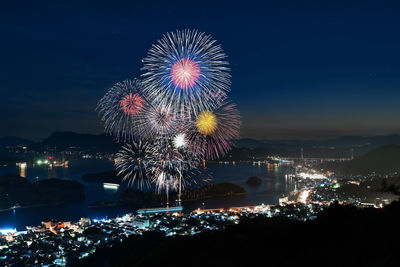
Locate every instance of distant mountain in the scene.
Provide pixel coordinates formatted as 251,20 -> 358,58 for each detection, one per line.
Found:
3,132 -> 400,157
321,145 -> 400,174
235,138 -> 268,149
235,135 -> 400,158
237,135 -> 400,148
32,132 -> 120,152
0,136 -> 33,148
36,133 -> 400,158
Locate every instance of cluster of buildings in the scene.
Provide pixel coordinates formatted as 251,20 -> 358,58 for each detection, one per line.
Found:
279,165 -> 339,205
279,164 -> 397,208
0,203 -> 325,266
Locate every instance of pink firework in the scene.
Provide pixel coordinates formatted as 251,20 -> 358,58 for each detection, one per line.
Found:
171,58 -> 200,89
119,93 -> 145,116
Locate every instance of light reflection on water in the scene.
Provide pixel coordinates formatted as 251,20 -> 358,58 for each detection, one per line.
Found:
0,159 -> 293,230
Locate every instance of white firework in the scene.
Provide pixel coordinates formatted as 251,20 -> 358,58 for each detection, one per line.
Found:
173,133 -> 187,149
115,139 -> 156,188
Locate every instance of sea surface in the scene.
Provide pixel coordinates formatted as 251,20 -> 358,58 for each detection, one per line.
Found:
0,159 -> 293,230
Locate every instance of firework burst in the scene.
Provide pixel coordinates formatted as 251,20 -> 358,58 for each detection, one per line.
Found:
148,137 -> 202,202
115,139 -> 156,188
188,101 -> 240,160
135,103 -> 188,138
147,144 -> 183,206
173,133 -> 188,149
119,93 -> 144,116
141,29 -> 230,114
96,79 -> 147,142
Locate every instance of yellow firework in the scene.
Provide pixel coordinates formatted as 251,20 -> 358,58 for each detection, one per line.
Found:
196,111 -> 218,135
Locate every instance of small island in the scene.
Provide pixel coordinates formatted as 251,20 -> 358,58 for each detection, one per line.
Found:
117,182 -> 247,207
246,176 -> 262,186
0,174 -> 85,210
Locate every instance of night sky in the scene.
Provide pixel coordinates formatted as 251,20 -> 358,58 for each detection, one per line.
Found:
1,1 -> 400,140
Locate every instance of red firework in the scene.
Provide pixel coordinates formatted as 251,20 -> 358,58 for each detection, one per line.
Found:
171,58 -> 200,89
119,93 -> 145,116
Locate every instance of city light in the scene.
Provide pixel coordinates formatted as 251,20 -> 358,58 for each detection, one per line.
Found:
298,172 -> 327,180
0,228 -> 16,235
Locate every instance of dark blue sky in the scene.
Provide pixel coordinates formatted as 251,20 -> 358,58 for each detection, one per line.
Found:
1,0 -> 400,140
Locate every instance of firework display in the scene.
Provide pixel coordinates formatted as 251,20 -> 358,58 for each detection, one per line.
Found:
97,79 -> 146,142
141,29 -> 231,114
150,138 -> 201,204
96,29 -> 240,204
136,104 -> 180,138
189,101 -> 240,160
149,145 -> 183,191
115,139 -> 156,188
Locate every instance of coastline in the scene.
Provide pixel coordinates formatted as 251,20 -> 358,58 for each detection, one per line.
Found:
89,191 -> 248,209
0,202 -> 66,213
0,161 -> 291,230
